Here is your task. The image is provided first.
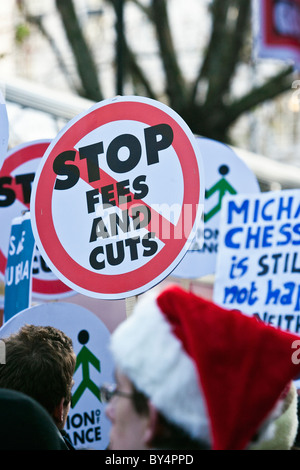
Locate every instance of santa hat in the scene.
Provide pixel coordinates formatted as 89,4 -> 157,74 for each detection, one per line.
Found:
110,284 -> 300,450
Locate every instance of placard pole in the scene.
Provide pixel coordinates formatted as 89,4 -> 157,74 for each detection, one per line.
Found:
180,279 -> 191,291
125,296 -> 138,317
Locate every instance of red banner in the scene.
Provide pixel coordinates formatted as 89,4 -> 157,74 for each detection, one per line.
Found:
254,0 -> 300,67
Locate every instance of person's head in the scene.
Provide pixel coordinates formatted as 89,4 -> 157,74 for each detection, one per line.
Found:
0,388 -> 68,450
0,324 -> 76,429
102,368 -> 209,450
106,284 -> 300,450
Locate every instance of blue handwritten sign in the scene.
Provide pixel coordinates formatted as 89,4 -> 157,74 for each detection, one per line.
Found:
214,189 -> 300,334
4,212 -> 35,322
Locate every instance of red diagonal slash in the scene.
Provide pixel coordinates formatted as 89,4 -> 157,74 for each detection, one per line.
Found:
75,152 -> 191,244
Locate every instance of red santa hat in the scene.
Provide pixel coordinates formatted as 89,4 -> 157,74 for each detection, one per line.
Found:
110,284 -> 300,450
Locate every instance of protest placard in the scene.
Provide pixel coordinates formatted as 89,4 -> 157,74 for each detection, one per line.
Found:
253,0 -> 300,68
0,140 -> 74,299
214,189 -> 300,334
172,137 -> 260,278
0,302 -> 114,450
30,96 -> 204,299
4,211 -> 35,322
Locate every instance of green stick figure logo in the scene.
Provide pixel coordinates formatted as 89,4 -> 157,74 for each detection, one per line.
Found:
204,165 -> 237,222
71,330 -> 101,408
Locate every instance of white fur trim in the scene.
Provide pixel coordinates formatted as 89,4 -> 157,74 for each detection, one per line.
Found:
110,291 -> 211,445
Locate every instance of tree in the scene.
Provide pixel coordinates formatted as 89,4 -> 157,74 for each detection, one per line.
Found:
19,0 -> 295,143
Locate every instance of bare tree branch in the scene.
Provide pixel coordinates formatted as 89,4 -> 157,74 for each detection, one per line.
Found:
209,0 -> 251,102
105,0 -> 156,97
203,0 -> 251,109
125,44 -> 157,98
126,0 -> 151,18
189,0 -> 229,106
25,14 -> 80,94
55,0 -> 103,101
42,0 -> 298,144
218,66 -> 294,129
150,0 -> 187,109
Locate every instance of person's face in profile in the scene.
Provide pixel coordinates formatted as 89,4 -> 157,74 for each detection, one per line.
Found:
105,369 -> 150,450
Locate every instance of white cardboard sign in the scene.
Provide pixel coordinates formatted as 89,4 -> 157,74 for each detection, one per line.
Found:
0,140 -> 74,299
0,302 -> 114,450
172,138 -> 260,278
30,96 -> 204,299
214,189 -> 300,334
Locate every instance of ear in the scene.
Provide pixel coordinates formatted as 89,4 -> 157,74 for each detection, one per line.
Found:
53,398 -> 65,428
143,401 -> 166,447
